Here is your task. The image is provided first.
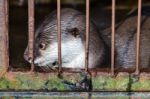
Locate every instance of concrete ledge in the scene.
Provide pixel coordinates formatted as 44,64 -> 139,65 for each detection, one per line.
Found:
0,71 -> 150,91
0,92 -> 150,98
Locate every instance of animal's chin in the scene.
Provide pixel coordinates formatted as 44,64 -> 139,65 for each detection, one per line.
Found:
34,59 -> 58,67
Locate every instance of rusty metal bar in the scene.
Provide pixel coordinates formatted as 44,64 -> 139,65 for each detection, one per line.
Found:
4,0 -> 9,70
135,0 -> 142,75
85,0 -> 90,72
0,0 -> 9,70
111,0 -> 116,75
28,0 -> 35,72
57,0 -> 62,73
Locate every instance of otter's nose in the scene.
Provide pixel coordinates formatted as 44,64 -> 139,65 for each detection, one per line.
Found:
24,53 -> 33,63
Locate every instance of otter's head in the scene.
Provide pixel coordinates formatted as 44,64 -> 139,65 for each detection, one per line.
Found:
24,8 -> 88,68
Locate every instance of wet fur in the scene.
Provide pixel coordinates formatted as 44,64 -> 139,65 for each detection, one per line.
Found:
24,7 -> 150,69
101,6 -> 150,68
24,8 -> 105,69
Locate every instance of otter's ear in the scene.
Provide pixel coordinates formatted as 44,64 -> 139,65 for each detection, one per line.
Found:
69,28 -> 80,38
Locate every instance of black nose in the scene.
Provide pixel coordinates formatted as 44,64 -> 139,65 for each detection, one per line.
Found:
24,53 -> 33,63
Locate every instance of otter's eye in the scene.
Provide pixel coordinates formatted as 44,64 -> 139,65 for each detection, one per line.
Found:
39,43 -> 46,50
69,28 -> 79,38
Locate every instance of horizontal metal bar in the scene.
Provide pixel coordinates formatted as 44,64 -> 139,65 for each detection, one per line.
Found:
0,92 -> 149,97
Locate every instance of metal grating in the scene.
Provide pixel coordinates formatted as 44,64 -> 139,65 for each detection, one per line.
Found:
0,0 -> 143,74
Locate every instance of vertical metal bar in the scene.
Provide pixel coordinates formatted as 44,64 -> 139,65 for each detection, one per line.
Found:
0,0 -> 9,70
85,0 -> 90,72
111,0 -> 115,75
135,0 -> 142,74
28,0 -> 35,72
2,0 -> 9,70
57,0 -> 62,73
0,0 -> 9,71
4,0 -> 9,71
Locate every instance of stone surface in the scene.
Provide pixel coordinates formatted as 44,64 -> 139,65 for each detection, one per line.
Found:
0,71 -> 149,91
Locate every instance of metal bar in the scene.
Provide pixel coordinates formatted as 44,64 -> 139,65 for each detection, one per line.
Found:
111,0 -> 116,75
135,0 -> 142,74
28,0 -> 35,72
57,0 -> 62,73
85,0 -> 90,72
0,0 -> 9,70
4,0 -> 9,70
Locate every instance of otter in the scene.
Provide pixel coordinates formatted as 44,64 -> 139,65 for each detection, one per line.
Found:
101,6 -> 150,68
24,8 -> 105,69
24,7 -> 150,69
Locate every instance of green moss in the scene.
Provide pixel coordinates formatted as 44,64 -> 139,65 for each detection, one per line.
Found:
15,75 -> 33,89
1,96 -> 16,99
8,79 -> 22,89
92,76 -> 106,90
116,76 -> 129,90
104,77 -> 116,90
131,82 -> 141,90
92,76 -> 116,90
0,77 -> 10,89
140,81 -> 150,90
46,76 -> 67,90
131,80 -> 150,90
0,72 -> 150,91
